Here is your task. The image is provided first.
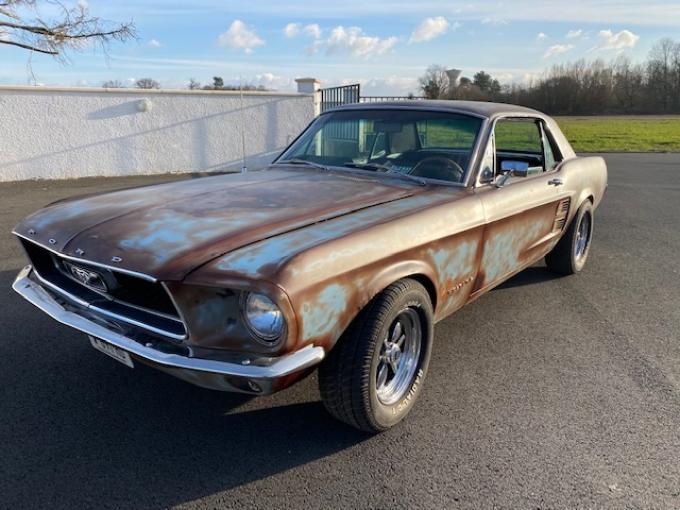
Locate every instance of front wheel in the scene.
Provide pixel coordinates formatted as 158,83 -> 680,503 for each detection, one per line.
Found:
546,200 -> 594,275
318,279 -> 433,433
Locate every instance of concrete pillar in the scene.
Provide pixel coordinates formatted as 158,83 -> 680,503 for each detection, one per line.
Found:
296,77 -> 321,116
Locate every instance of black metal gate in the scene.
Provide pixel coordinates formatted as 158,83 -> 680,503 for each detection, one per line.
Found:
320,84 -> 360,112
319,84 -> 423,112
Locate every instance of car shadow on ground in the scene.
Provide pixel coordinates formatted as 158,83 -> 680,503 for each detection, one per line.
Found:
495,265 -> 564,290
0,270 -> 370,509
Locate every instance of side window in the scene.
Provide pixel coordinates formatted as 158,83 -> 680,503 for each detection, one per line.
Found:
494,118 -> 544,175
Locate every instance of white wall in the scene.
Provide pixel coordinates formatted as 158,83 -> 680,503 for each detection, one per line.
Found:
0,86 -> 315,182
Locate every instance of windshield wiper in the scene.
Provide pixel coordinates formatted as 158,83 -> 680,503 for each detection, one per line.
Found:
383,168 -> 427,186
344,161 -> 426,186
343,161 -> 391,172
275,158 -> 329,171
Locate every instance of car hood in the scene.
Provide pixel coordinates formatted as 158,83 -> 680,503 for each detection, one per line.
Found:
14,168 -> 420,280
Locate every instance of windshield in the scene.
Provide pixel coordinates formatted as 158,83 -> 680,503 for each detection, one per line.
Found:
276,109 -> 483,184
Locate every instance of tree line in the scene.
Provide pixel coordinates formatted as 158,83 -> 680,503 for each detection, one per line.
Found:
102,76 -> 270,91
419,37 -> 680,115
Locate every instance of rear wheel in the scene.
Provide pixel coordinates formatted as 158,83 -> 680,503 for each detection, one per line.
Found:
546,200 -> 594,275
318,279 -> 433,433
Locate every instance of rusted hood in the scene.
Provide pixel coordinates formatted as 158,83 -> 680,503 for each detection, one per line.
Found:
14,168 -> 418,280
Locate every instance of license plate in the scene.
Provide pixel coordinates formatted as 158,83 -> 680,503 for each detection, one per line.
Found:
89,336 -> 134,368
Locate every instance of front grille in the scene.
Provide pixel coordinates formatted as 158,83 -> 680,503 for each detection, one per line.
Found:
21,239 -> 186,339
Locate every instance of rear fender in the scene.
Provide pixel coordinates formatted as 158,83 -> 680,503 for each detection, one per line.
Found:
557,156 -> 608,219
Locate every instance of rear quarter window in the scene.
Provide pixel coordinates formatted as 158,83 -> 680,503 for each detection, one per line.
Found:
416,119 -> 479,149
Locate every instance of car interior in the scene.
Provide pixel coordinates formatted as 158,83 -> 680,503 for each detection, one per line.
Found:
280,111 -> 484,184
493,118 -> 563,177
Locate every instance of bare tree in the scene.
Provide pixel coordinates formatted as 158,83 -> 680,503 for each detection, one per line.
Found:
135,78 -> 160,89
0,0 -> 135,59
612,56 -> 642,112
102,79 -> 125,88
188,78 -> 201,90
647,38 -> 676,111
418,65 -> 449,99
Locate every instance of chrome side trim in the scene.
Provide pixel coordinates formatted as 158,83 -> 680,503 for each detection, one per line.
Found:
13,266 -> 325,381
31,268 -> 187,341
524,230 -> 561,252
13,232 -> 158,282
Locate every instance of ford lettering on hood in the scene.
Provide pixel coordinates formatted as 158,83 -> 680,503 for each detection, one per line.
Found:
14,168 -> 417,280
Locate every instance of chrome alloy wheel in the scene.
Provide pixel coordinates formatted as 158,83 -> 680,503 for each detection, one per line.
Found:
375,308 -> 422,405
575,212 -> 591,260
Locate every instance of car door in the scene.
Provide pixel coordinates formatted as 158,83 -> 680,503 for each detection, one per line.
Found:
471,116 -> 571,296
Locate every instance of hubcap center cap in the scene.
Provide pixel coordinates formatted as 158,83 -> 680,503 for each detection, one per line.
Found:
385,343 -> 401,365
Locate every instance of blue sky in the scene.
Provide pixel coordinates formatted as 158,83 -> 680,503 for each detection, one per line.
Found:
1,0 -> 680,94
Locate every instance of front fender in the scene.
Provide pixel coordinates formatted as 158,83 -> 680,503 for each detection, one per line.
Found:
289,259 -> 439,354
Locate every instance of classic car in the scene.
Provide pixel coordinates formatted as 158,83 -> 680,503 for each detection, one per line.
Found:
12,101 -> 607,432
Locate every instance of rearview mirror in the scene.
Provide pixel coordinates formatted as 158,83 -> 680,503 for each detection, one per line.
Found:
374,121 -> 403,133
500,160 -> 529,177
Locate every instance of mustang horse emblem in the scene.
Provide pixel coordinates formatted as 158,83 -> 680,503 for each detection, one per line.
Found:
66,263 -> 107,292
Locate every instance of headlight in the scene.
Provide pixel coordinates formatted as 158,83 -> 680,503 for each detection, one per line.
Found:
241,292 -> 285,344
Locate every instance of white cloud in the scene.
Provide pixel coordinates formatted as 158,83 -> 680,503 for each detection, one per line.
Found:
591,29 -> 639,50
481,17 -> 508,26
304,23 -> 322,39
358,75 -> 420,96
251,72 -> 293,90
543,44 -> 574,59
283,23 -> 300,38
285,22 -> 322,39
77,0 -> 89,10
147,39 -> 162,48
536,32 -> 547,40
409,16 -> 452,43
324,75 -> 419,96
521,71 -> 543,84
565,29 -> 583,39
217,20 -> 265,54
317,26 -> 398,58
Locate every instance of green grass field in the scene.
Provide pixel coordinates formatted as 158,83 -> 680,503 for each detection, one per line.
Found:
556,116 -> 680,153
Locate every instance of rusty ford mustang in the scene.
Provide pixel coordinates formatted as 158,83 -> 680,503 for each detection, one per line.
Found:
13,101 -> 607,432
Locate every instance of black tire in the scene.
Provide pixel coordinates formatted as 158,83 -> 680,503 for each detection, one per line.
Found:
318,278 -> 434,433
545,200 -> 594,275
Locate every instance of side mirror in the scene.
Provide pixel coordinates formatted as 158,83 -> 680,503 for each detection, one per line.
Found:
500,160 -> 529,177
495,160 -> 530,188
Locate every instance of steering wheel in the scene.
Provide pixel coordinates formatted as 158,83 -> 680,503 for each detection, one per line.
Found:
409,156 -> 464,183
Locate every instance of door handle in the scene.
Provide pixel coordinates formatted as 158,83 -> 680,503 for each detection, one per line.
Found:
548,178 -> 563,186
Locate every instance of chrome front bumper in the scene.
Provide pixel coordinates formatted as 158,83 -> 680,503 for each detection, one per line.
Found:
12,266 -> 325,394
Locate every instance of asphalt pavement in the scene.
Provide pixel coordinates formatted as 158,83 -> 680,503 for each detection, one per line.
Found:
1,154 -> 679,509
